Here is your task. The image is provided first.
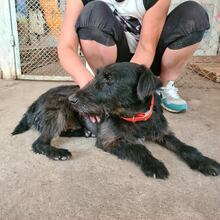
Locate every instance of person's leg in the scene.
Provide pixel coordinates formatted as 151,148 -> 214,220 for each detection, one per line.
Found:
160,43 -> 199,85
80,40 -> 117,72
151,1 -> 210,112
75,1 -> 131,72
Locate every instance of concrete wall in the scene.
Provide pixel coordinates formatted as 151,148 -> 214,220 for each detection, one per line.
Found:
0,0 -> 16,79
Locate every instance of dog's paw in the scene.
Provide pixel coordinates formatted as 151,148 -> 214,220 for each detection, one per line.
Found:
193,157 -> 220,176
84,128 -> 96,138
33,146 -> 72,161
84,129 -> 92,137
141,159 -> 169,179
47,148 -> 72,161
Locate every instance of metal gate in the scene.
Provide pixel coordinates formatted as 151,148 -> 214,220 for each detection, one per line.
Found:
12,0 -> 220,81
15,0 -> 72,80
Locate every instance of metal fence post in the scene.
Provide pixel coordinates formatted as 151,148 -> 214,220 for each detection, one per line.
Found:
0,0 -> 19,79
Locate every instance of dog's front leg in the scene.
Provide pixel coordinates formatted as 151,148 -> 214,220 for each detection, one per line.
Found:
157,134 -> 220,176
32,133 -> 72,160
96,139 -> 169,179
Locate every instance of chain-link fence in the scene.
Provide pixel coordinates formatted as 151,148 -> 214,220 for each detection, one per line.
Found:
15,0 -> 220,81
16,0 -> 68,77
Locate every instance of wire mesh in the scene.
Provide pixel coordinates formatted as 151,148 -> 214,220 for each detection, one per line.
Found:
15,0 -> 220,81
16,0 -> 69,77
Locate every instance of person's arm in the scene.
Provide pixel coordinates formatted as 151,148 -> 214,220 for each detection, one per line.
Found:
58,0 -> 93,88
131,0 -> 171,68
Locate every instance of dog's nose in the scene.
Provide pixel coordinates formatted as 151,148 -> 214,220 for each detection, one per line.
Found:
69,95 -> 78,104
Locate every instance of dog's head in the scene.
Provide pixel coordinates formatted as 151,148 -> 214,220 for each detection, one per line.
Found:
69,62 -> 161,117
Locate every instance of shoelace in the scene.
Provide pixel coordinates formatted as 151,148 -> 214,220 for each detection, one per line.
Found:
162,81 -> 180,99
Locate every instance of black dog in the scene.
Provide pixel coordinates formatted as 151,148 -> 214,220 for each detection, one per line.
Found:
12,85 -> 97,160
12,62 -> 220,179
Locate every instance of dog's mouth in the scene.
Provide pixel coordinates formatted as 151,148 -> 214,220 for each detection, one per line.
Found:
69,95 -> 105,117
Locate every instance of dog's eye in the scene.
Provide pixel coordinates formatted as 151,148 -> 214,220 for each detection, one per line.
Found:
103,72 -> 112,85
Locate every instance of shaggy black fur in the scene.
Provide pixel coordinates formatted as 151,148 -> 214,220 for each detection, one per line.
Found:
12,85 -> 97,160
12,62 -> 220,179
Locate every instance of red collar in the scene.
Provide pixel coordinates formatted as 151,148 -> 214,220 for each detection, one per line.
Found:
121,95 -> 154,123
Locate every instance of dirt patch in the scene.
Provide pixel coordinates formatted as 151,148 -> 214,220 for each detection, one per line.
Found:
189,56 -> 220,83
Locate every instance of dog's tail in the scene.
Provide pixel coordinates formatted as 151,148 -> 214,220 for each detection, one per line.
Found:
12,113 -> 30,135
12,102 -> 36,135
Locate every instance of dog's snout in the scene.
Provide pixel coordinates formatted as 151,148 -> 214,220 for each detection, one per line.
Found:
69,95 -> 78,104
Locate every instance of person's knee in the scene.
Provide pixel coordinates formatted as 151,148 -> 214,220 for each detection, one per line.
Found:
176,1 -> 210,33
76,1 -> 120,46
76,1 -> 114,32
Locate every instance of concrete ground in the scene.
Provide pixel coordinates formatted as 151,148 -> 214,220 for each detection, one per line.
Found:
0,71 -> 220,220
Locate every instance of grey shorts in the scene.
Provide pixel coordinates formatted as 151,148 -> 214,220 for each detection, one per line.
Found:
76,1 -> 210,75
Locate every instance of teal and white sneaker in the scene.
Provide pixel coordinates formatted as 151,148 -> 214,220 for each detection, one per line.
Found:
157,81 -> 188,113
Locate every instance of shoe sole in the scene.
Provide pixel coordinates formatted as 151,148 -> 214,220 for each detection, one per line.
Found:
161,103 -> 186,113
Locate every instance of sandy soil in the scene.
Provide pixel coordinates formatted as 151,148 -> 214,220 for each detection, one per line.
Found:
0,71 -> 220,220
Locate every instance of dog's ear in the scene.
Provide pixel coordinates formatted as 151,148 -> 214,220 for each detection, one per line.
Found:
137,65 -> 162,101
